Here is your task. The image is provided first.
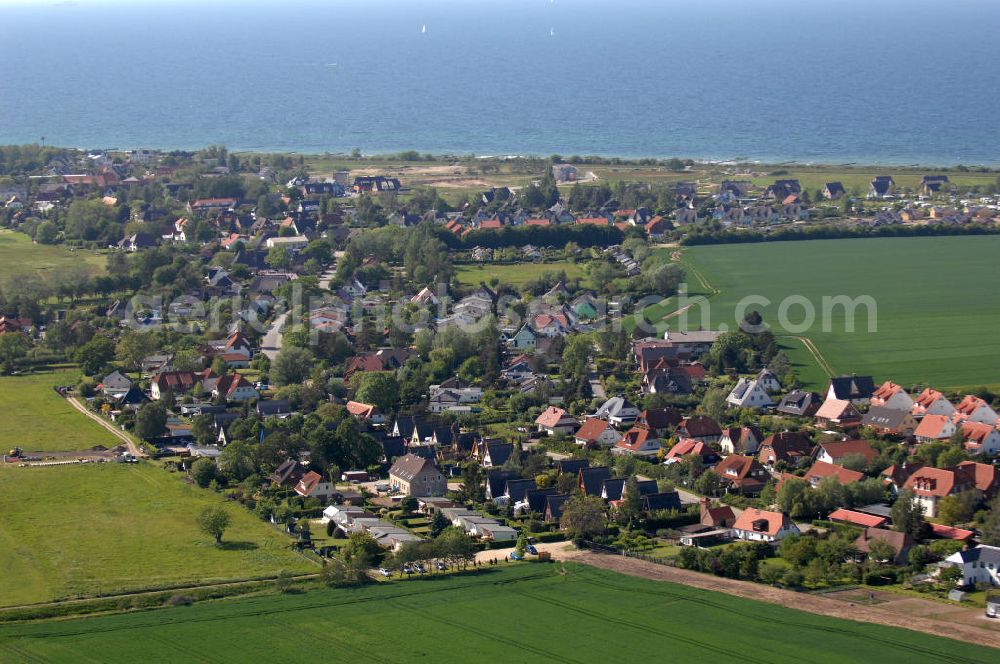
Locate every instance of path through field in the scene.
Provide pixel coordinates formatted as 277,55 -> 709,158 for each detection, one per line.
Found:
65,396 -> 144,457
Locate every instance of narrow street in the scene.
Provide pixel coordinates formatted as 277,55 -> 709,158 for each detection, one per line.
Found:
260,311 -> 287,360
65,396 -> 145,457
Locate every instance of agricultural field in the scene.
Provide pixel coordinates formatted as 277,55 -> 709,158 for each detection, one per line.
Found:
671,236 -> 1000,389
0,230 -> 105,285
455,260 -> 588,288
0,463 -> 313,608
0,563 -> 994,663
0,368 -> 117,452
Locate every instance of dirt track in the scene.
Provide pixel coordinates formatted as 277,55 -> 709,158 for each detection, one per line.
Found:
575,551 -> 1000,650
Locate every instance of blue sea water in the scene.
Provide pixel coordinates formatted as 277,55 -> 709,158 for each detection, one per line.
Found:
0,0 -> 998,164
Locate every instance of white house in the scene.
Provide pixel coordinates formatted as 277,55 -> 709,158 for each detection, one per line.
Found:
591,395 -> 640,427
953,395 -> 999,425
574,417 -> 621,448
535,406 -> 579,436
944,545 -> 1000,587
294,471 -> 336,502
755,368 -> 782,393
726,379 -> 773,410
731,508 -> 799,543
911,388 -> 955,418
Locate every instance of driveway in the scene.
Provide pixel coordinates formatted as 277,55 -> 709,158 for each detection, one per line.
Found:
261,311 -> 287,360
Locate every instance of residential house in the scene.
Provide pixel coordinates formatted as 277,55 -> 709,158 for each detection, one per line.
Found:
903,465 -> 977,517
826,375 -> 876,404
731,508 -> 799,543
718,426 -> 764,455
814,398 -> 862,429
613,426 -> 661,458
911,388 -> 955,418
270,459 -> 307,488
484,470 -> 521,501
755,368 -> 782,393
952,395 -> 999,425
775,390 -> 822,417
508,324 -> 537,350
861,406 -> 917,436
544,494 -> 570,522
478,440 -> 515,468
663,438 -> 720,466
699,497 -> 736,528
212,374 -> 258,402
574,417 -> 620,448
815,439 -> 877,467
535,406 -> 579,436
757,431 -> 814,467
914,414 -> 957,443
636,408 -> 683,437
388,454 -> 447,497
295,471 -> 337,502
591,395 -> 640,427
711,455 -> 770,495
676,416 -> 722,444
822,182 -> 846,200
100,370 -> 134,399
256,399 -> 293,419
870,382 -> 914,410
827,509 -> 887,529
346,400 -> 385,424
803,460 -> 864,487
961,421 -> 1000,455
578,466 -> 613,496
854,528 -> 914,565
869,176 -> 895,199
921,175 -> 950,195
725,378 -> 773,410
943,545 -> 1000,587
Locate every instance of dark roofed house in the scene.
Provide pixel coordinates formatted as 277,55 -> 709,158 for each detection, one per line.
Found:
869,176 -> 895,199
822,182 -> 846,200
601,478 -> 626,502
758,431 -> 815,467
524,487 -> 559,514
826,376 -> 877,404
854,527 -> 914,565
556,458 -> 590,476
545,494 -> 570,522
861,406 -> 917,436
776,390 -> 822,417
643,492 -> 682,512
504,478 -> 537,504
676,416 -> 722,444
485,470 -> 521,501
579,466 -> 612,496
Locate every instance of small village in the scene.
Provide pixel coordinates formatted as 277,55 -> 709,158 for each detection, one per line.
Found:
1,145 -> 1000,633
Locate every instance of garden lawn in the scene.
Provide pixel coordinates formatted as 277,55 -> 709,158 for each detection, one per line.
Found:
0,368 -> 117,451
455,261 -> 588,288
675,236 -> 1000,390
0,563 -> 994,663
0,463 -> 313,607
0,230 -> 105,284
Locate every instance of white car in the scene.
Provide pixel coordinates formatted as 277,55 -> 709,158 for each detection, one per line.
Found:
378,567 -> 392,577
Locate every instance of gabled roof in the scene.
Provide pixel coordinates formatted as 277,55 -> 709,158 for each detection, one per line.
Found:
815,398 -> 861,422
819,439 -> 877,464
914,414 -> 953,439
912,388 -> 952,414
732,508 -> 792,537
871,381 -> 906,403
389,453 -> 441,482
804,460 -> 864,486
579,466 -> 612,496
677,416 -> 721,438
759,431 -> 814,463
827,376 -> 876,401
536,406 -> 577,429
862,406 -> 913,430
575,417 -> 615,443
636,408 -> 683,431
776,390 -> 821,416
827,508 -> 886,528
615,426 -> 659,453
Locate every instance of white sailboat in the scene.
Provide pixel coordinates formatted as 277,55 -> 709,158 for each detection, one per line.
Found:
549,27 -> 555,37
422,24 -> 427,34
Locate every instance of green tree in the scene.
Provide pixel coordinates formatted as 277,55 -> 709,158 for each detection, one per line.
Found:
936,489 -> 980,525
514,532 -> 527,558
115,330 -> 157,372
75,335 -> 115,376
0,333 -> 30,374
699,387 -> 728,423
271,346 -> 314,386
890,489 -> 927,539
266,245 -> 291,269
134,401 -> 167,440
354,371 -> 401,413
343,531 -> 383,567
867,538 -> 897,565
429,510 -> 449,537
560,494 -> 608,540
197,506 -> 232,544
190,457 -> 217,488
980,493 -> 1000,546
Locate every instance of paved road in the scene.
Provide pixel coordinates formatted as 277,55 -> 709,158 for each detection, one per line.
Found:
65,396 -> 145,457
261,311 -> 287,360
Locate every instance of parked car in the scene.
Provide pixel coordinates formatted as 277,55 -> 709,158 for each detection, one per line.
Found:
378,567 -> 392,577
436,561 -> 447,571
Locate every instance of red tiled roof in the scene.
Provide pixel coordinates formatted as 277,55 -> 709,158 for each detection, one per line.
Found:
912,388 -> 948,414
575,217 -> 609,226
828,508 -> 886,528
615,425 -> 658,452
929,523 -> 974,540
820,439 -> 877,464
871,381 -> 904,404
575,417 -> 613,443
732,508 -> 791,537
914,414 -> 952,439
346,400 -> 376,419
536,406 -> 575,429
804,460 -> 864,485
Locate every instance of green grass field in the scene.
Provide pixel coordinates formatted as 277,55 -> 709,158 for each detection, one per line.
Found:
455,261 -> 588,288
0,463 -> 313,607
0,563 -> 993,663
0,368 -> 118,452
674,236 -> 1000,389
0,230 -> 105,285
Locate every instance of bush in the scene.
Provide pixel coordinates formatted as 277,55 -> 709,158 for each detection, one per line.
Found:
164,594 -> 195,607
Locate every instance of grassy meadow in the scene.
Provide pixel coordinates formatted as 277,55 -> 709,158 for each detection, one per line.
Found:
0,368 -> 118,452
455,261 -> 588,288
673,236 -> 1000,389
0,563 -> 994,663
0,230 -> 105,285
0,463 -> 313,607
